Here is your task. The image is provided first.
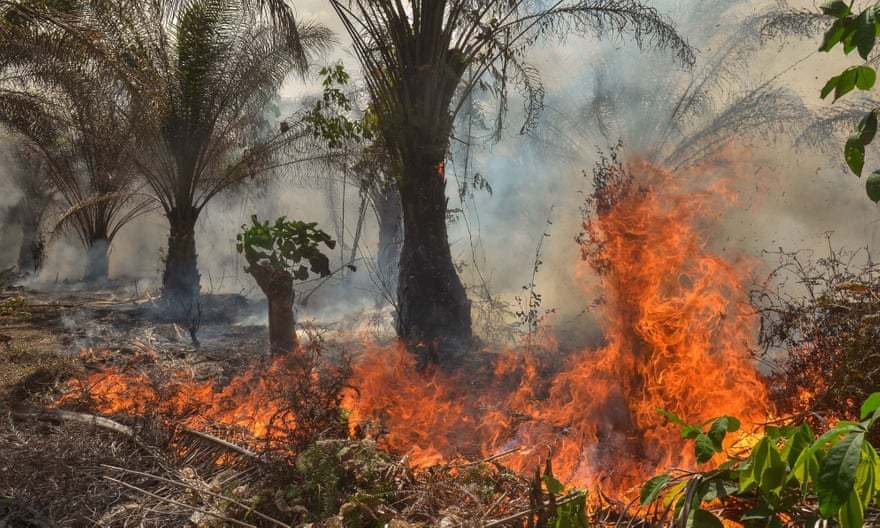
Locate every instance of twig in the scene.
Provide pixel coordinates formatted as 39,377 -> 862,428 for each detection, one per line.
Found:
451,447 -> 522,469
103,476 -> 259,528
178,426 -> 261,461
101,465 -> 291,528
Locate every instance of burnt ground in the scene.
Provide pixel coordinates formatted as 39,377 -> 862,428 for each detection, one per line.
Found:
0,281 -> 278,526
0,283 -> 271,408
0,280 -> 547,528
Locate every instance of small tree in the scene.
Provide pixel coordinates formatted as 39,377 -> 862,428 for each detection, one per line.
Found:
237,216 -> 335,354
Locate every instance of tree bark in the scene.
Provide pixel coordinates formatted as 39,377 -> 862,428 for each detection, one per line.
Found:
17,213 -> 42,274
84,237 -> 110,283
372,183 -> 403,296
162,206 -> 200,312
250,265 -> 296,354
396,153 -> 472,367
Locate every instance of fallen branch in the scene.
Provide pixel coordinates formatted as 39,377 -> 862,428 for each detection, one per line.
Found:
102,465 -> 291,528
103,476 -> 260,528
13,410 -> 134,437
178,426 -> 261,461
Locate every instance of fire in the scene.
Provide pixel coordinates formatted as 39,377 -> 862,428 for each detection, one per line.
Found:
55,156 -> 774,501
344,158 -> 772,496
55,353 -> 300,448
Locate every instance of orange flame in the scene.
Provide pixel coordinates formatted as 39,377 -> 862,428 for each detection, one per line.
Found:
343,159 -> 772,496
56,157 -> 774,500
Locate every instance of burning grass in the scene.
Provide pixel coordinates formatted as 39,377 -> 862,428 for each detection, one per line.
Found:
15,153 -> 877,526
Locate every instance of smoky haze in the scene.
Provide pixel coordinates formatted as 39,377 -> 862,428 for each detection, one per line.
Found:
0,0 -> 876,339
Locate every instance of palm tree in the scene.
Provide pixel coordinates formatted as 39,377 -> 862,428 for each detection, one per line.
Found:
0,138 -> 53,273
51,0 -> 333,310
327,0 -> 694,364
527,1 -> 812,174
0,16 -> 150,282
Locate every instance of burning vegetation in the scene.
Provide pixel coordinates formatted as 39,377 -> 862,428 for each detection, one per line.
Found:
3,0 -> 880,527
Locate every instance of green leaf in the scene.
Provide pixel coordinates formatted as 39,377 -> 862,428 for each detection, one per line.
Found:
698,478 -> 740,502
821,20 -> 848,52
860,393 -> 880,420
837,67 -> 860,100
857,9 -> 878,59
818,432 -> 866,516
544,473 -> 565,495
821,1 -> 851,17
663,480 -> 687,508
822,74 -> 841,98
838,490 -> 864,528
658,408 -> 687,427
707,416 -> 741,450
689,509 -> 724,528
695,433 -> 717,464
640,473 -> 670,505
859,110 -> 879,145
856,66 -> 877,90
792,447 -> 820,488
846,135 -> 866,176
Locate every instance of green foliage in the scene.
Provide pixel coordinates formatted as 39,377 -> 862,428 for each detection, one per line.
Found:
541,463 -> 589,528
236,215 -> 335,281
640,393 -> 880,527
658,409 -> 741,463
303,63 -> 375,149
818,1 -> 880,197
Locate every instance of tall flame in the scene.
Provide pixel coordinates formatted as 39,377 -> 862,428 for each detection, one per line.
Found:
344,159 -> 772,496
56,158 -> 773,499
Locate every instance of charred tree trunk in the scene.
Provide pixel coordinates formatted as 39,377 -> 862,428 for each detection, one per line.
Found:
84,237 -> 110,283
250,265 -> 296,354
371,183 -> 403,296
389,47 -> 472,366
397,153 -> 472,366
162,206 -> 200,313
17,211 -> 43,274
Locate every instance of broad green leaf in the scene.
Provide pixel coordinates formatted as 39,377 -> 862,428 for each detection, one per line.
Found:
856,66 -> 878,90
856,443 -> 876,507
818,432 -> 866,516
859,110 -> 879,145
640,473 -> 671,505
838,490 -> 864,528
836,68 -> 860,100
544,473 -> 565,495
791,447 -> 820,489
662,480 -> 687,509
846,135 -> 866,176
689,509 -> 724,528
698,478 -> 739,502
821,0 -> 851,17
695,433 -> 717,464
759,442 -> 788,497
821,20 -> 848,52
708,416 -> 741,450
783,423 -> 814,466
860,392 -> 880,420
822,74 -> 841,98
857,9 -> 878,59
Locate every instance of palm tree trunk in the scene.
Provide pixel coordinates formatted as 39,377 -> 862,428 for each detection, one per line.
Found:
372,184 -> 403,296
162,206 -> 200,310
17,212 -> 42,274
84,237 -> 109,283
397,151 -> 472,367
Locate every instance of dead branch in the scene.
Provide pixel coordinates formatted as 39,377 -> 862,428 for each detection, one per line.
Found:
101,465 -> 292,528
102,476 -> 260,528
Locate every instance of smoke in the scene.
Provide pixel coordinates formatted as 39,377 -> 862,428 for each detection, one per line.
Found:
2,0 -> 877,343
